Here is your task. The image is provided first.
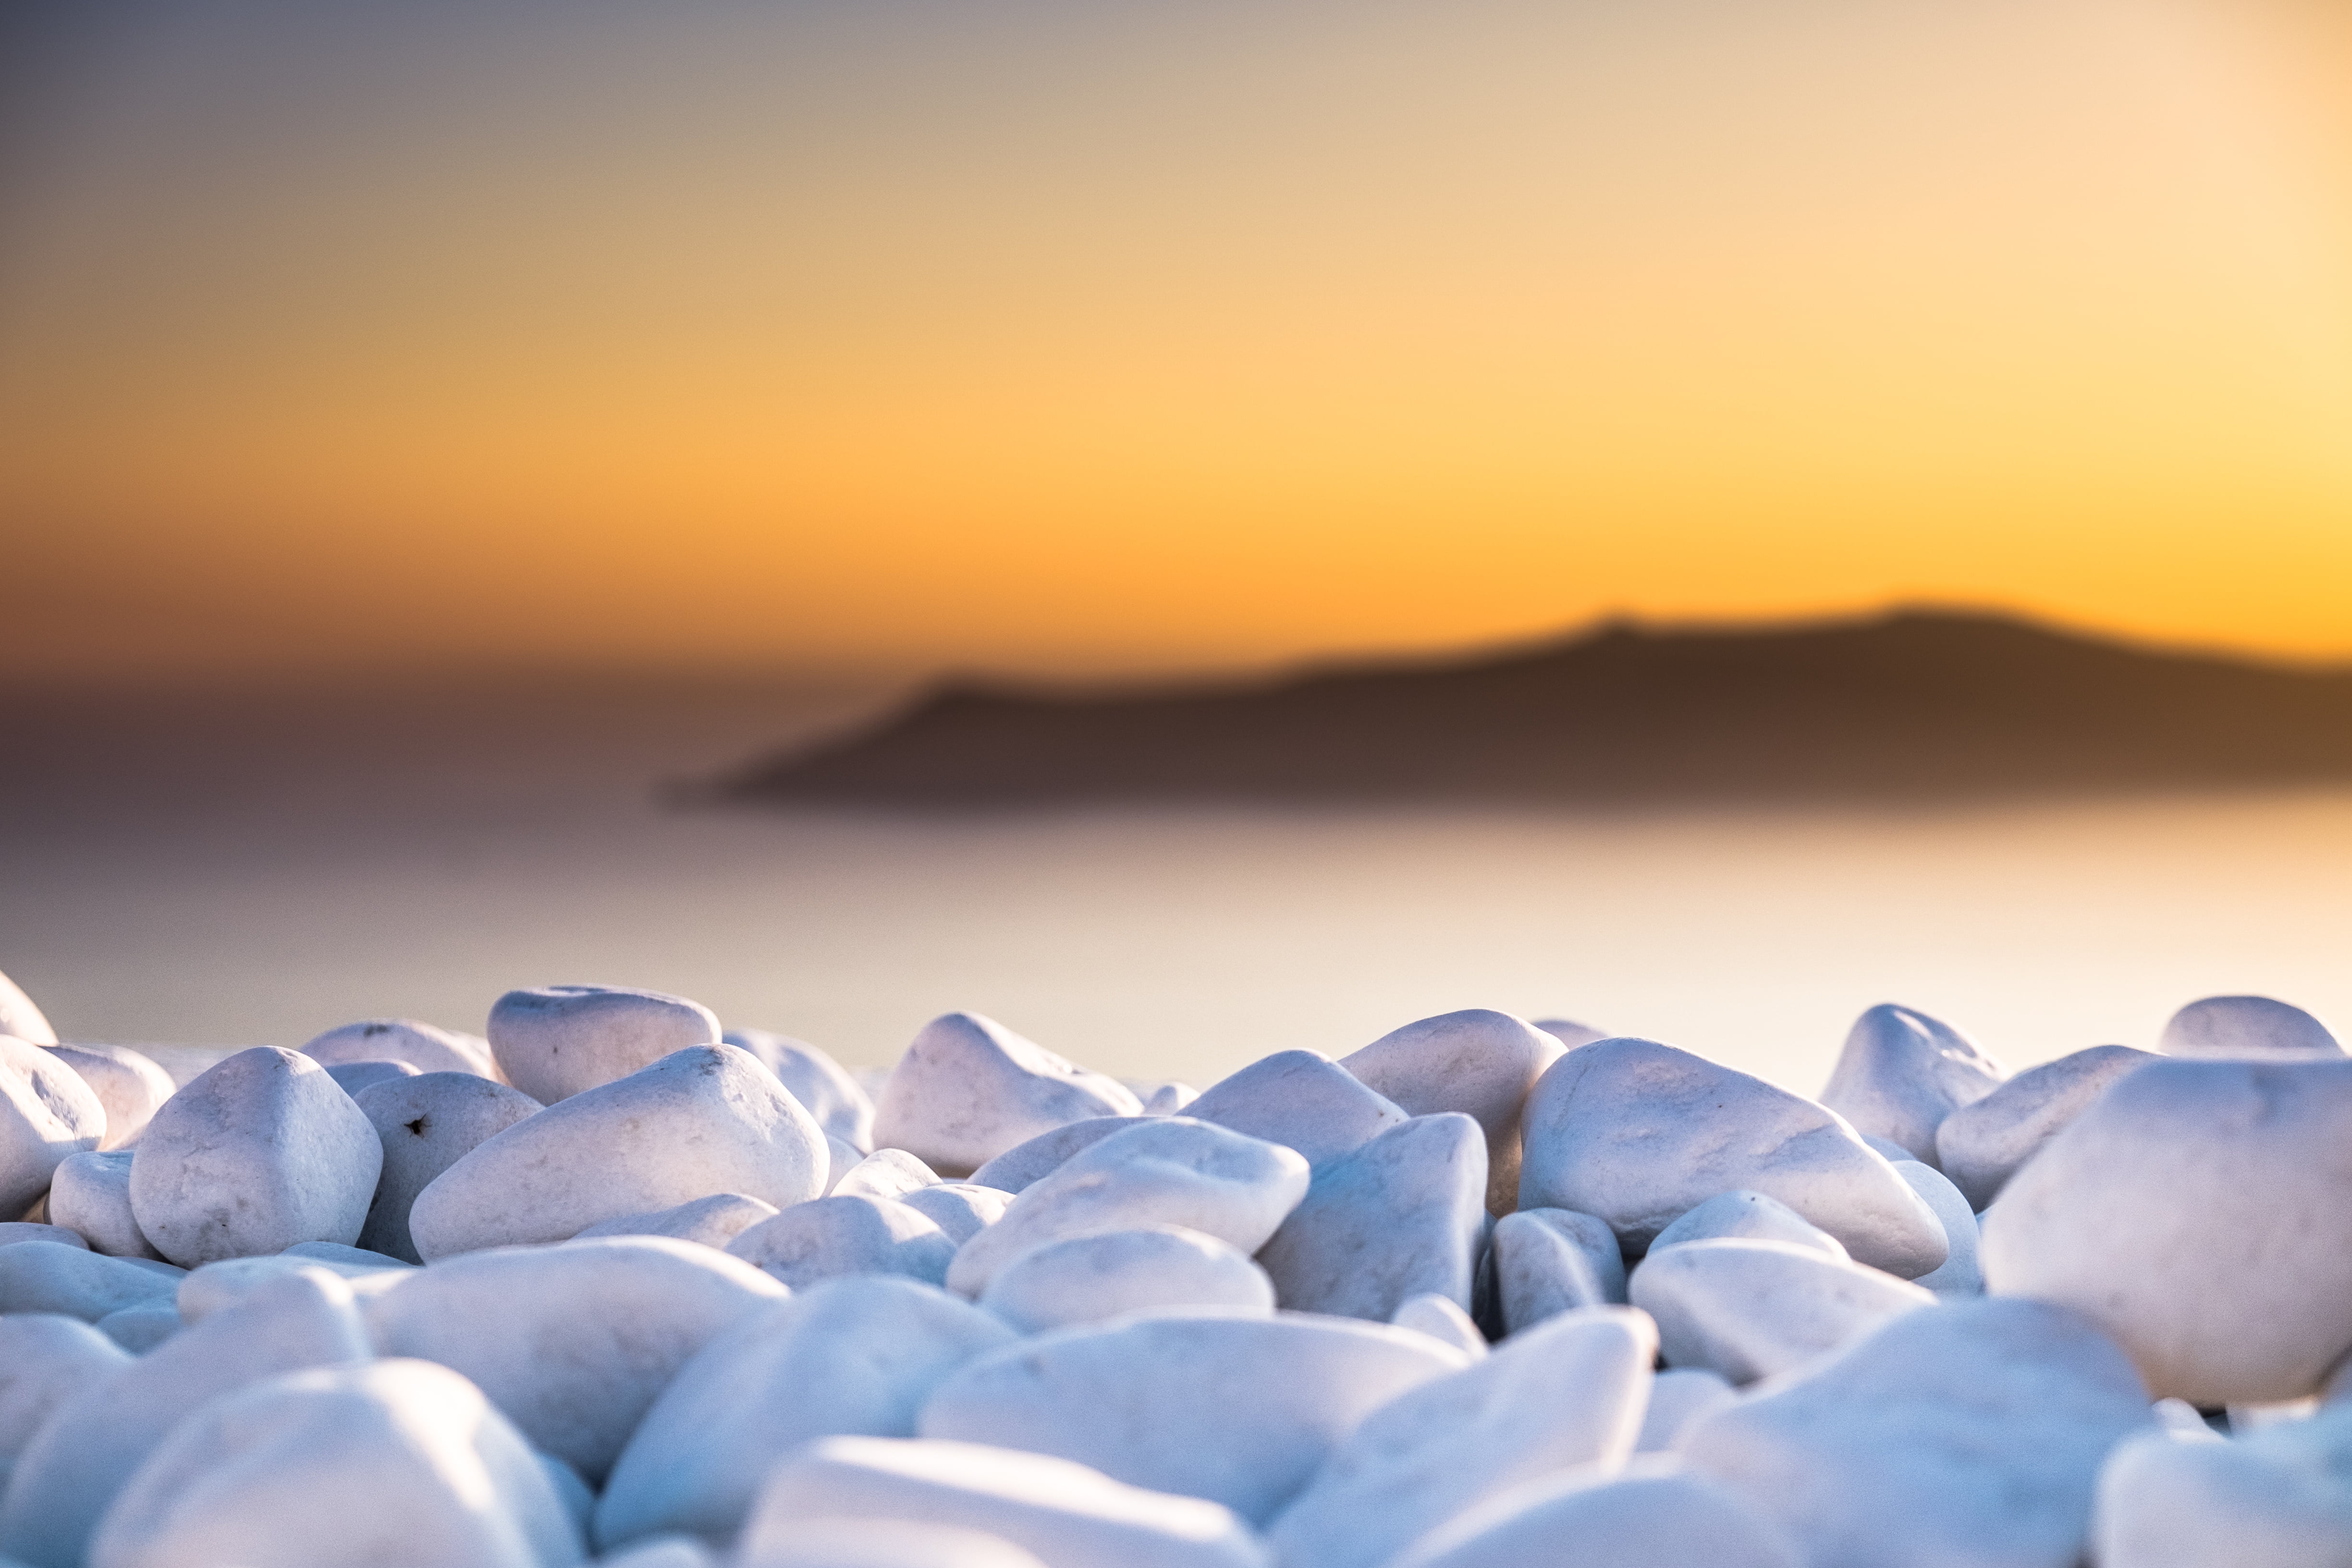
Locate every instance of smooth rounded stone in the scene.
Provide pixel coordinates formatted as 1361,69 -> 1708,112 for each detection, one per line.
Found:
1257,1114 -> 1488,1322
323,1058 -> 421,1096
1492,1208 -> 1629,1334
574,1193 -> 779,1250
0,1221 -> 86,1250
832,1148 -> 940,1200
1530,1017 -> 1611,1049
1678,1298 -> 2155,1568
2159,994 -> 2343,1062
351,1071 -> 543,1263
723,1029 -> 876,1152
1140,1082 -> 1200,1116
969,1119 -> 1143,1194
1819,1003 -> 2006,1166
0,1268 -> 372,1568
1341,1010 -> 1565,1213
362,1236 -> 785,1483
0,1240 -> 178,1320
1519,1038 -> 1948,1277
1980,1057 -> 2352,1404
1892,1161 -> 1981,1296
980,1225 -> 1274,1335
1267,1306 -> 1654,1568
0,1034 -> 106,1217
596,1276 -> 1017,1549
48,1152 -> 164,1260
410,1045 -> 827,1260
1184,1051 -> 1408,1171
94,1306 -> 181,1353
1391,1293 -> 1488,1360
726,1195 -> 956,1290
284,1239 -> 411,1268
0,970 -> 58,1046
1934,1045 -> 2157,1210
745,1437 -> 1269,1568
900,1182 -> 1015,1245
1637,1369 -> 1738,1452
741,1520 -> 1043,1568
490,986 -> 722,1105
2094,1405 -> 2352,1567
872,1013 -> 1142,1177
87,1359 -> 583,1568
0,1316 -> 130,1471
945,1119 -> 1311,1299
128,1047 -> 381,1267
1390,1458 -> 1802,1568
46,1046 -> 174,1150
302,1017 -> 500,1079
176,1250 -> 411,1323
920,1310 -> 1469,1523
1630,1238 -> 1933,1384
1652,1189 -> 1850,1261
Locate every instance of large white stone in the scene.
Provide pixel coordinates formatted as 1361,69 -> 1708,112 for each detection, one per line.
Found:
831,1148 -> 939,1200
1819,1004 -> 2005,1166
0,1239 -> 178,1320
2159,994 -> 2343,1062
724,1029 -> 876,1152
968,1119 -> 1141,1194
351,1070 -> 543,1263
595,1276 -> 1016,1549
1892,1161 -> 1981,1296
1519,1039 -> 1948,1276
2094,1404 -> 2352,1567
1678,1298 -> 2155,1568
361,1236 -> 784,1483
742,1437 -> 1270,1568
47,1151 -> 164,1260
1631,1238 -> 1933,1384
980,1225 -> 1274,1334
1490,1207 -> 1628,1332
872,1013 -> 1141,1177
920,1310 -> 1467,1523
0,970 -> 57,1044
0,1035 -> 105,1217
726,1195 -> 956,1290
302,1017 -> 499,1079
45,1046 -> 174,1151
1981,1057 -> 2352,1404
945,1119 -> 1309,1298
1184,1051 -> 1407,1170
1390,1458 -> 1802,1568
574,1192 -> 778,1250
1341,1010 -> 1564,1213
87,1359 -> 582,1568
409,1045 -> 827,1260
1650,1189 -> 1848,1260
1933,1045 -> 2155,1210
127,1047 -> 380,1267
0,1316 -> 130,1474
489,986 -> 721,1104
0,1268 -> 373,1568
1256,1114 -> 1487,1321
901,1182 -> 1015,1245
1267,1306 -> 1654,1568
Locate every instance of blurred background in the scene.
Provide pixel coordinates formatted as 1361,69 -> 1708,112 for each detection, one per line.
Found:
3,0 -> 2350,1087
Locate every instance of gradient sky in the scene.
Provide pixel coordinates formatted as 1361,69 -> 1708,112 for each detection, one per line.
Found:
3,0 -> 2349,682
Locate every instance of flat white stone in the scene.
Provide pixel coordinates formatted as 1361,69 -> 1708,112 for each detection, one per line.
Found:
87,1359 -> 582,1568
93,1305 -> 180,1353
1519,1038 -> 1948,1277
726,1195 -> 956,1290
323,1059 -> 420,1096
980,1225 -> 1274,1334
723,1029 -> 876,1152
1819,1004 -> 2005,1166
742,1437 -> 1270,1568
1268,1306 -> 1654,1568
362,1236 -> 784,1484
489,986 -> 721,1105
1184,1051 -> 1407,1170
920,1310 -> 1468,1523
45,1046 -> 174,1150
0,1268 -> 372,1568
2160,994 -> 2343,1062
832,1148 -> 940,1200
0,1240 -> 179,1320
1632,1238 -> 1933,1384
0,1316 -> 129,1472
1391,1293 -> 1487,1360
739,1519 -> 1044,1568
1341,1010 -> 1564,1213
1982,1057 -> 2352,1404
872,1013 -> 1140,1177
1530,1018 -> 1611,1049
1678,1298 -> 2155,1568
1390,1458 -> 1801,1568
596,1275 -> 1016,1549
1934,1045 -> 2156,1210
1257,1114 -> 1487,1321
1637,1369 -> 1737,1452
968,1119 -> 1141,1194
302,1017 -> 500,1079
175,1250 -> 411,1323
945,1119 -> 1310,1298
350,1071 -> 542,1263
1491,1208 -> 1628,1333
0,1221 -> 87,1250
0,970 -> 57,1046
1892,1161 -> 1981,1296
1650,1190 -> 1847,1261
573,1193 -> 779,1250
2095,1405 -> 2352,1567
128,1047 -> 381,1267
900,1183 -> 1015,1245
410,1045 -> 826,1260
0,1035 -> 105,1217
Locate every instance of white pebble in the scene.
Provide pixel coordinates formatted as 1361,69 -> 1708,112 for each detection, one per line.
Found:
1184,1051 -> 1406,1170
322,1058 -> 420,1096
0,1315 -> 130,1473
1,1034 -> 106,1217
48,1152 -> 163,1261
1341,1009 -> 1564,1213
1636,1369 -> 1737,1452
2094,1403 -> 2352,1566
1934,1043 -> 2155,1210
0,968 -> 58,1044
350,1071 -> 542,1263
1890,1160 -> 1981,1296
488,986 -> 721,1105
723,1029 -> 876,1152
1390,1458 -> 1801,1568
871,1013 -> 1140,1177
301,1017 -> 500,1079
2159,994 -> 2342,1062
94,1304 -> 181,1353
979,1225 -> 1274,1334
726,1194 -> 956,1290
1818,1003 -> 2005,1166
1631,1237 -> 1933,1384
739,1520 -> 1044,1568
1491,1207 -> 1628,1333
573,1192 -> 779,1250
1650,1189 -> 1848,1261
968,1118 -> 1140,1194
831,1148 -> 940,1200
0,1220 -> 88,1250
1256,1113 -> 1488,1321
45,1045 -> 174,1150
899,1182 -> 1015,1245
0,1240 -> 179,1320
175,1250 -> 410,1323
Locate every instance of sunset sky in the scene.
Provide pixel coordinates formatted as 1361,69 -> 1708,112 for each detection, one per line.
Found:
4,0 -> 2349,683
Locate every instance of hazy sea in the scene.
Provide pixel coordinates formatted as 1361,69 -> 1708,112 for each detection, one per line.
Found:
7,677 -> 2352,1093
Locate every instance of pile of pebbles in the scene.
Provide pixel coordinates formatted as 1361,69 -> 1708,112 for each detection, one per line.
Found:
1,964 -> 2348,1568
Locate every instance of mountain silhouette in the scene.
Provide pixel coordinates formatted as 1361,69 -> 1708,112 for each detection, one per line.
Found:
709,610 -> 2352,807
